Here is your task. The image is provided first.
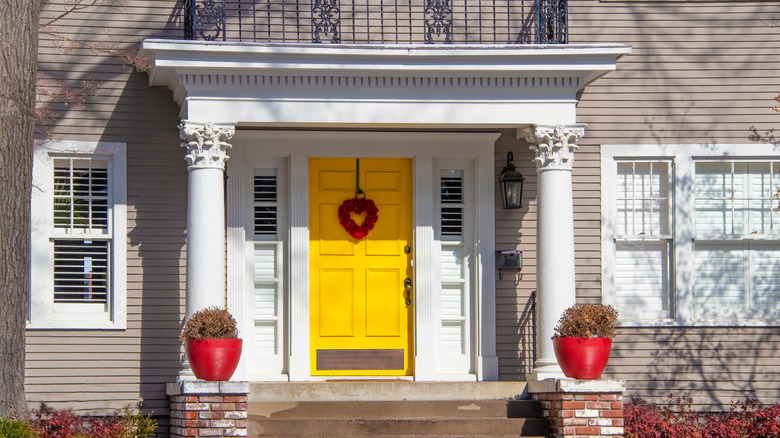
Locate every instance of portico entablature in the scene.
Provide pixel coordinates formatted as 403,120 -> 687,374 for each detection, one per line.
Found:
143,40 -> 630,127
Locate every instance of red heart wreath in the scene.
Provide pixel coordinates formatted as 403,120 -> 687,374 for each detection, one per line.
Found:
338,197 -> 379,240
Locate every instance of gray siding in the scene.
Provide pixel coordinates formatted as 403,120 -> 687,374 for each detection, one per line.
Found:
29,1 -> 185,420
571,0 -> 780,409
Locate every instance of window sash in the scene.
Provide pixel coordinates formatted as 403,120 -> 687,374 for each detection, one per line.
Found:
53,238 -> 110,305
615,161 -> 672,238
52,158 -> 109,235
695,161 -> 780,237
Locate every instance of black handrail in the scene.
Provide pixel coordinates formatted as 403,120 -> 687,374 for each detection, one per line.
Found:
183,0 -> 568,45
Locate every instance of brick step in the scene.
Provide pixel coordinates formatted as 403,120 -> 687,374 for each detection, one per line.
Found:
249,400 -> 542,419
249,417 -> 549,437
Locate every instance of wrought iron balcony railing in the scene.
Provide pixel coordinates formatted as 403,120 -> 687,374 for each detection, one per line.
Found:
183,0 -> 567,45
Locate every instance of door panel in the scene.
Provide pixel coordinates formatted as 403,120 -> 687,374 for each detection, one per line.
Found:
310,158 -> 413,376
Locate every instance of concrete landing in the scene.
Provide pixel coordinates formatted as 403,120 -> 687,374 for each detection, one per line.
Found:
249,381 -> 528,402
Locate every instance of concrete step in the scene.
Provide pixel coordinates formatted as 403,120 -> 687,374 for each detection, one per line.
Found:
250,417 -> 549,437
249,400 -> 542,419
250,381 -> 528,402
247,382 -> 547,437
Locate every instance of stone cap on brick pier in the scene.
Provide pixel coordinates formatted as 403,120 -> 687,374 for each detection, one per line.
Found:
167,381 -> 250,396
528,379 -> 626,394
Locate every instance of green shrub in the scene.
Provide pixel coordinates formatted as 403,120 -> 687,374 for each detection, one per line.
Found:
0,417 -> 34,438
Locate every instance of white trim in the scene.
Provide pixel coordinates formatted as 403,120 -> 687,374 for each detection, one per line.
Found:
601,143 -> 780,327
226,130 -> 500,381
143,40 -> 629,126
29,140 -> 127,330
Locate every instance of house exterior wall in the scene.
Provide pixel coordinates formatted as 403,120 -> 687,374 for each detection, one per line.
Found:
571,0 -> 780,409
28,0 -> 779,418
29,1 -> 185,419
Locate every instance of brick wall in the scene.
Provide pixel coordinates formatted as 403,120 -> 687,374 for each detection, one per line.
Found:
167,382 -> 249,437
528,379 -> 625,438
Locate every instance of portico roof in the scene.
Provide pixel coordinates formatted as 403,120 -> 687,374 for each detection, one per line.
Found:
142,40 -> 630,127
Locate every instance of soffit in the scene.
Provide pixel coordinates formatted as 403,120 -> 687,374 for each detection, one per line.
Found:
143,40 -> 630,126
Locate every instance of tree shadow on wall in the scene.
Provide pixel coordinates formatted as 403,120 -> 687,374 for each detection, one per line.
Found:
602,166 -> 780,410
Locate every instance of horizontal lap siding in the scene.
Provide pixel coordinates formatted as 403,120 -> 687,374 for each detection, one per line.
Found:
571,0 -> 780,409
27,1 -> 184,421
495,129 -> 603,380
495,131 -> 537,379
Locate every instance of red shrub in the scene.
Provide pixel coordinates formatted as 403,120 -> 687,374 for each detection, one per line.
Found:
30,403 -> 157,438
32,405 -> 88,438
625,396 -> 780,438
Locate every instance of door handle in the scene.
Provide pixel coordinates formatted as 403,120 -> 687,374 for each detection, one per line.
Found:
404,277 -> 412,306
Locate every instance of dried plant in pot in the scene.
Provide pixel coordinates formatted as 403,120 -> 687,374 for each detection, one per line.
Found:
552,304 -> 619,380
180,306 -> 242,381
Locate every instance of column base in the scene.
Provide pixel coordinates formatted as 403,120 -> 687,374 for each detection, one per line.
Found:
477,355 -> 499,381
178,359 -> 196,381
288,355 -> 311,381
528,358 -> 566,381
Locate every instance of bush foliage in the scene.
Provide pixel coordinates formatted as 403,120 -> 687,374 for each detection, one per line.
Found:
625,396 -> 780,438
0,417 -> 35,438
179,306 -> 239,340
553,304 -> 619,338
24,403 -> 157,438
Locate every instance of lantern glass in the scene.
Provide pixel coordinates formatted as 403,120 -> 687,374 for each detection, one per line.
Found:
501,178 -> 523,209
500,152 -> 524,209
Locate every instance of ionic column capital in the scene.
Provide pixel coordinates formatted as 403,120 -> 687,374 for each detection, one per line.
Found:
527,124 -> 585,171
178,120 -> 236,170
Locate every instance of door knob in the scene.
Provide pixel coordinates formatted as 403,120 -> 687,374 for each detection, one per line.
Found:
404,277 -> 412,306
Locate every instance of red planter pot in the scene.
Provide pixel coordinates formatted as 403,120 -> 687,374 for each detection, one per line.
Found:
185,338 -> 243,381
553,337 -> 613,380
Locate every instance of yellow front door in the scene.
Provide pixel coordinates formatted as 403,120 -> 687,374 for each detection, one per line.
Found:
309,158 -> 413,376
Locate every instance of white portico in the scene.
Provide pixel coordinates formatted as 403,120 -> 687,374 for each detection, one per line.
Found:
143,40 -> 630,381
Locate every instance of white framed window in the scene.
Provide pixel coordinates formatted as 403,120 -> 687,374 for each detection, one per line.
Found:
602,144 -> 780,326
434,159 -> 475,375
249,163 -> 288,377
30,141 -> 127,329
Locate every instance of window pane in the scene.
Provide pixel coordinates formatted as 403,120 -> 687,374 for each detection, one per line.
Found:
53,239 -> 109,304
748,163 -> 773,235
254,169 -> 278,238
616,161 -> 670,236
440,170 -> 464,239
694,241 -> 746,309
752,242 -> 780,310
53,159 -> 108,230
695,161 -> 778,236
615,241 -> 671,317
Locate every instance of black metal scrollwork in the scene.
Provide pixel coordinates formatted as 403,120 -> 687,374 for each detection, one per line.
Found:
312,0 -> 341,43
424,0 -> 453,44
537,0 -> 567,44
194,0 -> 225,41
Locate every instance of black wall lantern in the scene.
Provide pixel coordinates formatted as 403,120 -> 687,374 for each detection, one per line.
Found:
500,152 -> 525,209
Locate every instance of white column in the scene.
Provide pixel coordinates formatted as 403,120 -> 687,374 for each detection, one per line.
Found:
413,155 -> 437,380
288,153 -> 311,381
527,124 -> 584,381
178,120 -> 235,380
